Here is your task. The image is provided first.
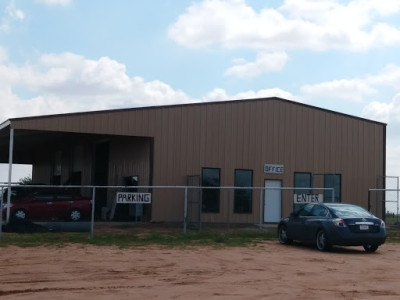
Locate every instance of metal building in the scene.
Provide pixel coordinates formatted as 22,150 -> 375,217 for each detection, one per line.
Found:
0,97 -> 386,224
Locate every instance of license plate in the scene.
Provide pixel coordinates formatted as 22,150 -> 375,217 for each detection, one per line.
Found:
360,224 -> 369,230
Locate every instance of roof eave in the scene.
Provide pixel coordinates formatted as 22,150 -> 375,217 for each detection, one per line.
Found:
0,120 -> 11,131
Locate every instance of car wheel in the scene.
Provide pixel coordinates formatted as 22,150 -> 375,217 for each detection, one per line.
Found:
278,225 -> 293,244
316,230 -> 331,251
69,209 -> 81,221
363,244 -> 379,253
13,209 -> 27,219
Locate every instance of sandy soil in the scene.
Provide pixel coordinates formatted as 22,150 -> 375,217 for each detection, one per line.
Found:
0,241 -> 399,300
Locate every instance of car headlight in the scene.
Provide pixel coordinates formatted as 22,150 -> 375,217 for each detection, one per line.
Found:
380,221 -> 386,228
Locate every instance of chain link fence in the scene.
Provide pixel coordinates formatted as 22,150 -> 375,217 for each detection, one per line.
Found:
369,188 -> 400,225
1,184 -> 335,241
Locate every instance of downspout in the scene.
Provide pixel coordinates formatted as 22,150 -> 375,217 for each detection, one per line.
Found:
6,128 -> 14,223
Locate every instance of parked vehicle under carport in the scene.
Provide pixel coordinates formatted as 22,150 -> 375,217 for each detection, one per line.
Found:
2,187 -> 92,222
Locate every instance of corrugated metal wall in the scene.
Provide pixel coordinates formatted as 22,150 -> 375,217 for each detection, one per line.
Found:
11,98 -> 385,222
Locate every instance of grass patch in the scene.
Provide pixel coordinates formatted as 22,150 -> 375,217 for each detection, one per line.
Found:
0,228 -> 278,248
1,226 -> 398,248
386,227 -> 400,243
385,215 -> 400,226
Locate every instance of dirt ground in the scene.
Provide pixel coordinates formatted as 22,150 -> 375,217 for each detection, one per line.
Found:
0,241 -> 399,300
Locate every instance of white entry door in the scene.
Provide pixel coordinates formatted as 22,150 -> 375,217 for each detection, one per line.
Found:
264,180 -> 282,223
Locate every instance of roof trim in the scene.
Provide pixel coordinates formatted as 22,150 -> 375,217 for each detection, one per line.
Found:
0,120 -> 10,131
6,97 -> 387,126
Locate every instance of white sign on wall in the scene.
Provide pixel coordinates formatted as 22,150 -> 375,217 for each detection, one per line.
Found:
264,164 -> 284,174
293,194 -> 323,204
116,192 -> 152,204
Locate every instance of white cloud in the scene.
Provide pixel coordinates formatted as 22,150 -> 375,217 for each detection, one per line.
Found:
0,47 -> 8,63
0,0 -> 24,33
362,93 -> 400,178
0,50 -> 300,124
29,53 -> 133,95
6,1 -> 25,20
362,93 -> 400,123
225,51 -> 288,78
202,88 -> 229,102
35,0 -> 71,6
234,88 -> 297,101
280,0 -> 400,26
365,64 -> 400,91
203,87 -> 296,102
301,79 -> 377,102
0,52 -> 193,121
168,0 -> 400,52
299,63 -> 400,104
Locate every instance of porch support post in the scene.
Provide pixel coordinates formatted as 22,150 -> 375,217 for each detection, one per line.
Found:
6,128 -> 14,223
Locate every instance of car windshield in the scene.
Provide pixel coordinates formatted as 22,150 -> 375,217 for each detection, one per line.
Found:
328,204 -> 373,218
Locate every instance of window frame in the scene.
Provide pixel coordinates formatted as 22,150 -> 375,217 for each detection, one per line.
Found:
234,169 -> 253,214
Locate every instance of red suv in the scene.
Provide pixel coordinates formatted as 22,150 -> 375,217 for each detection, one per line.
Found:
2,187 -> 92,222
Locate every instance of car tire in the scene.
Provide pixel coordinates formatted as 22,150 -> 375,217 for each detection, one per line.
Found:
316,229 -> 331,251
69,209 -> 81,222
278,225 -> 293,245
363,244 -> 379,253
13,209 -> 27,219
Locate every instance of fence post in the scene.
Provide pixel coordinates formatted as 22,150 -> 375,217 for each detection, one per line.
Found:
227,188 -> 230,230
0,187 -> 3,241
183,187 -> 188,234
199,187 -> 202,231
368,190 -> 371,212
6,129 -> 14,224
259,188 -> 264,230
397,177 -> 399,224
90,186 -> 96,239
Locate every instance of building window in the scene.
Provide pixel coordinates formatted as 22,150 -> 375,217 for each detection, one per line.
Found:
294,172 -> 312,194
234,169 -> 252,213
324,174 -> 341,202
294,172 -> 312,211
201,168 -> 220,213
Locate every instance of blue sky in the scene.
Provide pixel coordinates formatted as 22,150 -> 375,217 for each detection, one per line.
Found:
1,0 -> 400,192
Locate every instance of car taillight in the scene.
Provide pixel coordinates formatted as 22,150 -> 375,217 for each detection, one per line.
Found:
333,218 -> 347,227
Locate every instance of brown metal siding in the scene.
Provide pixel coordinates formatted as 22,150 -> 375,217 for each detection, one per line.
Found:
108,137 -> 151,186
9,98 -> 385,222
150,100 -> 382,221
